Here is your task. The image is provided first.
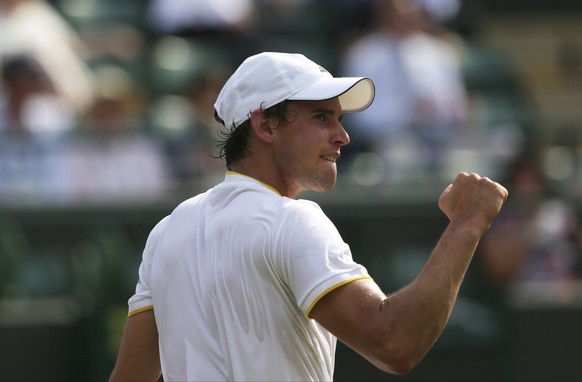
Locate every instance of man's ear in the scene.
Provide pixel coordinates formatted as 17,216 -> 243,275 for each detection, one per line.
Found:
249,110 -> 275,143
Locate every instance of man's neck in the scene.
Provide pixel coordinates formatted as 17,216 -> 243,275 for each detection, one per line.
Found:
230,161 -> 299,199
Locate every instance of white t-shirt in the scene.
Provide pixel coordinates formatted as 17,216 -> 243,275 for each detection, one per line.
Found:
128,172 -> 371,381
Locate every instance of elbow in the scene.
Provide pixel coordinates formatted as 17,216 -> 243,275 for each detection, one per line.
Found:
364,335 -> 429,376
393,358 -> 420,376
372,349 -> 422,376
387,360 -> 418,376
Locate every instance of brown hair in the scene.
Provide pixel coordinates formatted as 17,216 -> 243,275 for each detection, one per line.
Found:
214,101 -> 293,170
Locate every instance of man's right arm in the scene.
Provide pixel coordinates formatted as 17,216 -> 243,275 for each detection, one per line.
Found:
310,172 -> 508,375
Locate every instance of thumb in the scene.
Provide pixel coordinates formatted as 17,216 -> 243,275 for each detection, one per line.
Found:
438,183 -> 453,210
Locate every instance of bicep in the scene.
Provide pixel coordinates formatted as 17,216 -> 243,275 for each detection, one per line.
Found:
109,309 -> 161,382
310,278 -> 387,358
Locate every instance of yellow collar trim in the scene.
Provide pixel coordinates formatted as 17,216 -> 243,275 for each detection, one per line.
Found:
226,171 -> 281,196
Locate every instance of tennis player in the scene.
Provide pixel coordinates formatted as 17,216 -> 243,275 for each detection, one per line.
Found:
110,52 -> 508,381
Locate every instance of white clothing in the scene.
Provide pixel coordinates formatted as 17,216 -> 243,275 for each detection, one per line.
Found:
147,0 -> 254,34
0,0 -> 95,113
54,135 -> 174,203
128,172 -> 370,381
340,32 -> 467,138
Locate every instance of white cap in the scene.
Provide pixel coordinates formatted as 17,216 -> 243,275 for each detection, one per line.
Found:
214,52 -> 375,128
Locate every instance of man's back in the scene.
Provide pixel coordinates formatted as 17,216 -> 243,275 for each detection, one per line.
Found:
133,173 -> 369,380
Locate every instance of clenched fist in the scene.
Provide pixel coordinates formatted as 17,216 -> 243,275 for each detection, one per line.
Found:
438,172 -> 509,235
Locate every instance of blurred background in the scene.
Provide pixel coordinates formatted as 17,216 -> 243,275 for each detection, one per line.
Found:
1,0 -> 581,380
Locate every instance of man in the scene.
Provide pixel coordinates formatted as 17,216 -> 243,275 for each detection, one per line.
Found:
110,52 -> 508,381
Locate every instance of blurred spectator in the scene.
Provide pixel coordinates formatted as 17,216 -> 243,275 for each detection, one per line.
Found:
0,54 -> 74,138
339,0 -> 468,180
53,62 -> 176,203
170,65 -> 229,181
149,64 -> 230,184
0,55 -> 76,203
479,150 -> 582,296
0,0 -> 95,115
0,0 -> 98,203
145,0 -> 259,67
146,0 -> 255,36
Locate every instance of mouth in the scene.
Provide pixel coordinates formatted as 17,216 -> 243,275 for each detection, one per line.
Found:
321,155 -> 338,163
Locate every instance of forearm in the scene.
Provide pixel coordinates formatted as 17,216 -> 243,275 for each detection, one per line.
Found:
414,221 -> 483,314
377,221 -> 483,372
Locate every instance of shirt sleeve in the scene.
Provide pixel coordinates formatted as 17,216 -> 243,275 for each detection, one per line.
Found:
277,200 -> 371,316
127,216 -> 169,316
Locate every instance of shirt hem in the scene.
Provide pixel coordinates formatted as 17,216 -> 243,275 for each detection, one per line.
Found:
128,305 -> 154,317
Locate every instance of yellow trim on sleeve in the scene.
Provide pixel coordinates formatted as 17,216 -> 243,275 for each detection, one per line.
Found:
128,305 -> 153,318
305,275 -> 372,317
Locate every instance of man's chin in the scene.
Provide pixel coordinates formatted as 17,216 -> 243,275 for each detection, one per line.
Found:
308,181 -> 336,194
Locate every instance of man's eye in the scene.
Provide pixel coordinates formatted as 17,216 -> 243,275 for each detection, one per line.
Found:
315,114 -> 327,122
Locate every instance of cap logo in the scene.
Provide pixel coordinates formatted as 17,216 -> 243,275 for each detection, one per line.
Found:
318,66 -> 328,73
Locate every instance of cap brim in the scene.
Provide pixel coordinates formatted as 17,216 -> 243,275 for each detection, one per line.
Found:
287,77 -> 375,112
